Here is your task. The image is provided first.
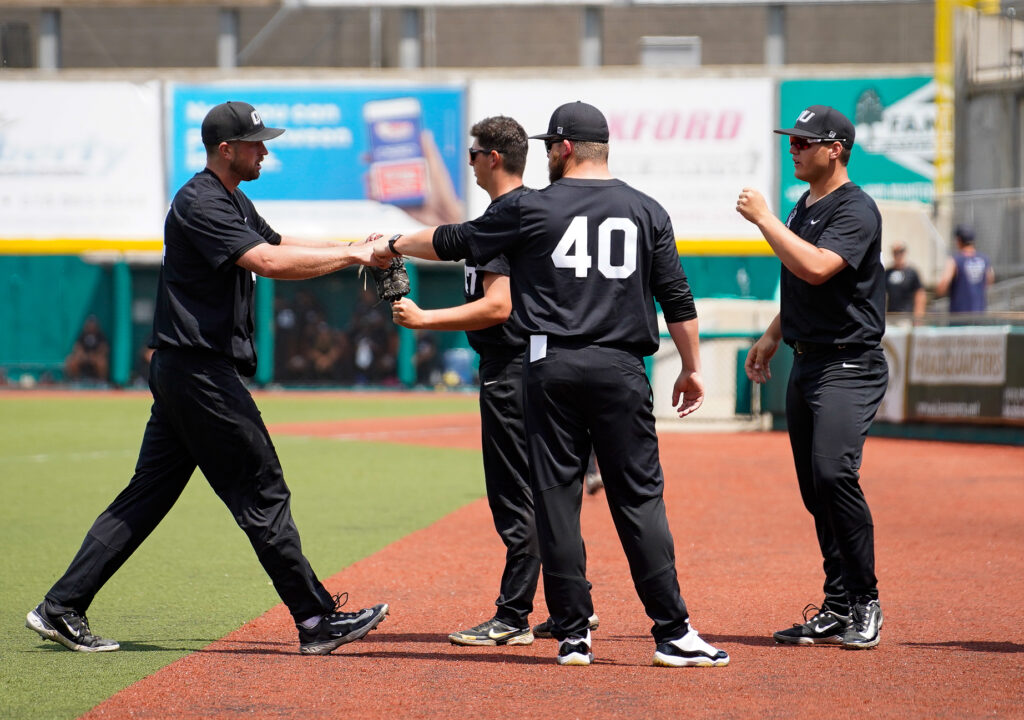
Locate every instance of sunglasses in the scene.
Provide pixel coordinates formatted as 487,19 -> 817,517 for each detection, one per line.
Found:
544,137 -> 564,153
789,137 -> 844,151
468,147 -> 502,161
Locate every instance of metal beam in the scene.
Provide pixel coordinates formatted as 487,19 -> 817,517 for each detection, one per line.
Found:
38,8 -> 60,70
218,8 -> 239,69
581,5 -> 602,67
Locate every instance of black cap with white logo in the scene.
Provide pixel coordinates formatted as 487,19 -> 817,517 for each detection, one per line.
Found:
530,101 -> 609,143
201,101 -> 285,146
775,105 -> 855,149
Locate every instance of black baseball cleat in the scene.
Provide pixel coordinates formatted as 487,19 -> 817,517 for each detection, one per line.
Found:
652,628 -> 730,667
556,630 -> 594,666
448,618 -> 534,646
26,602 -> 120,652
841,599 -> 883,650
533,613 -> 599,639
773,603 -> 851,645
298,599 -> 389,655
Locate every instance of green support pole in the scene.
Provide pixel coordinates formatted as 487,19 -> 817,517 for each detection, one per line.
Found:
255,277 -> 275,386
396,262 -> 419,387
111,260 -> 132,387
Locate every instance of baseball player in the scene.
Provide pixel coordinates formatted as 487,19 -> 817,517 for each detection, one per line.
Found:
371,101 -> 728,668
391,116 -> 540,646
737,104 -> 888,649
388,116 -> 600,646
26,101 -> 389,656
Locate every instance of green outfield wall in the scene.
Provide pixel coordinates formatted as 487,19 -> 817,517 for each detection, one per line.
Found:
0,254 -> 777,387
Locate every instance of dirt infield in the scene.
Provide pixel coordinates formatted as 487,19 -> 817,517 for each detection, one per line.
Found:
84,420 -> 1023,720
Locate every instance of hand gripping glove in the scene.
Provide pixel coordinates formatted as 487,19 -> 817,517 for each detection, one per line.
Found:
370,256 -> 411,302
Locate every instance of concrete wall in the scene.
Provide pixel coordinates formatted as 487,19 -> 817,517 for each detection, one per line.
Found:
0,2 -> 934,70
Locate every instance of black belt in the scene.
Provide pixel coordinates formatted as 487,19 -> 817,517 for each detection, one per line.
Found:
792,341 -> 864,355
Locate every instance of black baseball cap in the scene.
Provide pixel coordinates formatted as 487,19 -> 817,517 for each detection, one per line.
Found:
201,101 -> 285,146
775,105 -> 855,149
955,224 -> 975,243
530,101 -> 609,143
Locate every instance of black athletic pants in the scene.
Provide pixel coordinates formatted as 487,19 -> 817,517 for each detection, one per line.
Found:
478,351 -> 540,628
524,343 -> 690,643
46,348 -> 335,622
785,344 -> 888,612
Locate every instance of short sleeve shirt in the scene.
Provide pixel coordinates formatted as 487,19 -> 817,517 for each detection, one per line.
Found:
458,188 -> 530,357
885,265 -> 922,313
433,177 -> 695,357
780,182 -> 886,346
150,169 -> 281,376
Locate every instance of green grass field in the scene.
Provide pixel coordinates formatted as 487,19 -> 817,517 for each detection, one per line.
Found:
0,391 -> 481,720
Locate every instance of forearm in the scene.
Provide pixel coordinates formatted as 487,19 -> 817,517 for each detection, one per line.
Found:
280,235 -> 346,249
755,215 -> 843,285
762,313 -> 783,342
666,318 -> 701,373
238,243 -> 362,280
913,288 -> 927,317
407,300 -> 509,331
392,227 -> 441,261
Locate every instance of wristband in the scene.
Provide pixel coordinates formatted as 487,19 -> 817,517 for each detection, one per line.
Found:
387,234 -> 403,257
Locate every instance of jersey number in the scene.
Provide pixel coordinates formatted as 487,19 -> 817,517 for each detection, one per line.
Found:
552,216 -> 637,279
465,265 -> 478,296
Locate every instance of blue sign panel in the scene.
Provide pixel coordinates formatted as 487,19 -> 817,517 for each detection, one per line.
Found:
168,84 -> 465,205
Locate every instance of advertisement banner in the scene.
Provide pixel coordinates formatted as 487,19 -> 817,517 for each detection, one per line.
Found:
877,325 -> 910,423
468,78 -> 775,251
905,326 -> 1024,425
0,81 -> 165,249
778,77 -> 935,212
168,83 -> 466,238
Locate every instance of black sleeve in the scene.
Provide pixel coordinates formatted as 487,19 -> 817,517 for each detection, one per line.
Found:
186,193 -> 277,269
433,193 -> 522,264
817,198 -> 878,271
908,268 -> 922,292
250,207 -> 282,246
650,214 -> 697,323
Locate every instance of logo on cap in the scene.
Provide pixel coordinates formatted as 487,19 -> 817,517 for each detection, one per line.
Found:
798,111 -> 816,124
250,110 -> 262,126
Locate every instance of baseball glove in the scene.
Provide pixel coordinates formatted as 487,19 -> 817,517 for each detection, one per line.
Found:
368,256 -> 411,303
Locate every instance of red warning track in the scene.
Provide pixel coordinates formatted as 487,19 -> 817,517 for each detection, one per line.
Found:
84,422 -> 1024,720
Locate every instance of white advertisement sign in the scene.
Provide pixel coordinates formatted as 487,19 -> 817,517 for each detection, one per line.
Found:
468,77 -> 775,242
878,325 -> 910,422
909,327 -> 1008,386
0,81 -> 165,244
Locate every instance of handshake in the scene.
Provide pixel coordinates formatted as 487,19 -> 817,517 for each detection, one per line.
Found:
360,233 -> 410,303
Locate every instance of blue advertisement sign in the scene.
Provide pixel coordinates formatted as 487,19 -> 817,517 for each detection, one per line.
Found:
168,84 -> 465,207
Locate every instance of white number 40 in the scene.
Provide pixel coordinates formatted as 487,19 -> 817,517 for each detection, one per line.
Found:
552,216 -> 637,279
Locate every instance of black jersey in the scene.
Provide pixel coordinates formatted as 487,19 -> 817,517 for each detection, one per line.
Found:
433,177 -> 695,357
780,182 -> 885,347
151,168 -> 281,376
454,187 -> 530,357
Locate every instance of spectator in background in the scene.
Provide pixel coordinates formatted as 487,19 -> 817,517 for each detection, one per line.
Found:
64,315 -> 110,382
307,322 -> 354,384
936,225 -> 994,314
884,242 -> 926,319
413,331 -> 444,386
349,288 -> 398,385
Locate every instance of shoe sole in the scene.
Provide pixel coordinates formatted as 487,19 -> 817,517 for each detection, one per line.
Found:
26,610 -> 119,652
841,615 -> 883,650
652,651 -> 730,668
448,630 -> 534,646
556,651 -> 594,666
841,637 -> 880,650
300,603 -> 389,656
533,616 -> 600,639
773,633 -> 844,645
